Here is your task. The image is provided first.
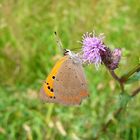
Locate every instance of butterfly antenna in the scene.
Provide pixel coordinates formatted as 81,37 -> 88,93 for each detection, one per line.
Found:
54,32 -> 64,53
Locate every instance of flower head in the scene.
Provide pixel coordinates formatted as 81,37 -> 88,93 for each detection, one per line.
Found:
81,31 -> 122,70
100,47 -> 122,70
111,48 -> 122,69
81,32 -> 106,69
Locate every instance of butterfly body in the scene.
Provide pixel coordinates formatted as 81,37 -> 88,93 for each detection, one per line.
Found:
40,50 -> 88,105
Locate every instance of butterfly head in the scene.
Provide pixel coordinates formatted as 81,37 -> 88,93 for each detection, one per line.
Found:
63,49 -> 71,56
64,49 -> 82,64
64,49 -> 76,57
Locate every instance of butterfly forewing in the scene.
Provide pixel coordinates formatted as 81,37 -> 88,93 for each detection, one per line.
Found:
39,55 -> 89,106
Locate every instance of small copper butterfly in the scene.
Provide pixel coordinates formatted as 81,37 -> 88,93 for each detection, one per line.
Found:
39,33 -> 89,105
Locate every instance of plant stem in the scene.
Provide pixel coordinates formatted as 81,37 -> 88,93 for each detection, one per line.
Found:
109,64 -> 140,92
120,64 -> 140,83
109,70 -> 120,82
109,70 -> 124,92
96,64 -> 140,140
131,87 -> 140,97
94,86 -> 140,140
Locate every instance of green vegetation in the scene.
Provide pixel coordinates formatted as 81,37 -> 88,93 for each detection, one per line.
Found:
0,0 -> 140,139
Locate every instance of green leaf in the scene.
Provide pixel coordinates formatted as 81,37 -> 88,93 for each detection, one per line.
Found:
126,71 -> 140,84
118,93 -> 131,108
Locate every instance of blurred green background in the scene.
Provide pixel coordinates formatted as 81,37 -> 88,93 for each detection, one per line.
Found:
0,0 -> 140,140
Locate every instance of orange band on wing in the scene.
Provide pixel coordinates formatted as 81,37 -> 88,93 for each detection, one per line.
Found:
43,56 -> 68,97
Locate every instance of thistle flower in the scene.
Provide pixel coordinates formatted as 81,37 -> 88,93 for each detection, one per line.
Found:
81,32 -> 106,69
111,48 -> 122,69
100,47 -> 122,70
81,31 -> 122,70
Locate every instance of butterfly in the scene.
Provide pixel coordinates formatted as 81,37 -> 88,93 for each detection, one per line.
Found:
39,33 -> 89,106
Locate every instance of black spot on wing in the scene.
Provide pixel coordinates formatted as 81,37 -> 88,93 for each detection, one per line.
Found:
49,96 -> 56,99
51,88 -> 54,92
45,81 -> 49,85
52,76 -> 55,79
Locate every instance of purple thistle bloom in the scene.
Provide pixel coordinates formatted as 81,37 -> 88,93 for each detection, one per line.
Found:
81,31 -> 122,70
100,47 -> 122,70
112,49 -> 122,63
81,32 -> 106,69
111,48 -> 122,69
